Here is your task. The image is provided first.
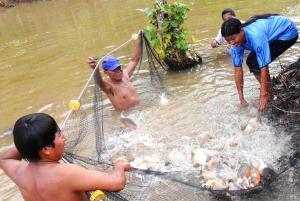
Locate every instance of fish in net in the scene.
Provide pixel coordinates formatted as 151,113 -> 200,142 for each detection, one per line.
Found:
60,33 -> 288,200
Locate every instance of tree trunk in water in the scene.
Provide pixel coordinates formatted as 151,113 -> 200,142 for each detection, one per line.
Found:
164,51 -> 202,71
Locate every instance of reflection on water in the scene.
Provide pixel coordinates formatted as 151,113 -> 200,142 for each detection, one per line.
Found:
0,0 -> 299,200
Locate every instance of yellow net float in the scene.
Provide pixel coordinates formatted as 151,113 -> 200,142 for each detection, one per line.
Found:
131,33 -> 139,40
67,100 -> 81,111
89,190 -> 106,201
191,36 -> 197,43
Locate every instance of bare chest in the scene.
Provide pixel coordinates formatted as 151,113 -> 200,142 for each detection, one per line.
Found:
109,80 -> 137,97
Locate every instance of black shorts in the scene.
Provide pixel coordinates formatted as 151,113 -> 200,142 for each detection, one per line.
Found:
246,35 -> 298,75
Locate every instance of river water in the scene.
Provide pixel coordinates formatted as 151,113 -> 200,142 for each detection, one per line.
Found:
0,0 -> 300,200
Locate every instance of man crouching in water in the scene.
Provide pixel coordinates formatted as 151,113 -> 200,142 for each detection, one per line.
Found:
87,32 -> 142,111
0,113 -> 130,201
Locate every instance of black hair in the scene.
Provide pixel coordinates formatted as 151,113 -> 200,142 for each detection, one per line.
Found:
221,8 -> 236,19
221,13 -> 280,37
242,13 -> 279,26
13,113 -> 60,161
221,18 -> 242,37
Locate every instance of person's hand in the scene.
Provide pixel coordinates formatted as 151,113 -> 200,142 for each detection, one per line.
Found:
240,99 -> 249,108
137,30 -> 143,43
138,30 -> 143,36
258,95 -> 269,112
87,57 -> 97,69
211,39 -> 219,48
114,159 -> 131,171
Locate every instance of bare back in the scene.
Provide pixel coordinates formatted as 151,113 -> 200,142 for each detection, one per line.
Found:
12,162 -> 88,201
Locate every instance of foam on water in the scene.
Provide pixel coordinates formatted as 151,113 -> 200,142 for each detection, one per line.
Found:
101,84 -> 292,190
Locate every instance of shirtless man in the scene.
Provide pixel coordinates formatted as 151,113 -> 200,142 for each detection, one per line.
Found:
87,32 -> 142,111
0,113 -> 130,201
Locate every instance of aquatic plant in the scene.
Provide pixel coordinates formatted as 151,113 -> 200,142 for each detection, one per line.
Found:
143,0 -> 201,70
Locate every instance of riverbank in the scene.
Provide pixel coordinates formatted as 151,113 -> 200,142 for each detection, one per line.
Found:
268,57 -> 300,134
269,57 -> 300,123
267,57 -> 300,179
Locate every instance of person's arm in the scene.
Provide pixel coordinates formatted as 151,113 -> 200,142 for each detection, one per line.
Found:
211,30 -> 225,48
0,147 -> 23,182
125,32 -> 142,78
0,147 -> 21,161
211,39 -> 220,48
234,67 -> 248,107
258,66 -> 272,111
87,57 -> 111,94
231,47 -> 247,107
66,159 -> 130,192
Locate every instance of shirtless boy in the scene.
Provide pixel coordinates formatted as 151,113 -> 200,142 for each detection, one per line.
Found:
0,113 -> 130,201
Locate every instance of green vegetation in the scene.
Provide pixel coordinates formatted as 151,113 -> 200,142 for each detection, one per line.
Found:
143,0 -> 190,61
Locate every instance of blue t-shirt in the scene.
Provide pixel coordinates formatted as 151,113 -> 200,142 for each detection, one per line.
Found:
231,16 -> 298,68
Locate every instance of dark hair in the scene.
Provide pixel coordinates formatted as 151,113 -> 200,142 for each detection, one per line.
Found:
13,113 -> 60,161
221,18 -> 242,37
221,8 -> 236,19
243,13 -> 279,26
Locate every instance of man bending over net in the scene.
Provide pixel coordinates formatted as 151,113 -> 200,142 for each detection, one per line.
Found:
87,32 -> 142,112
0,113 -> 130,201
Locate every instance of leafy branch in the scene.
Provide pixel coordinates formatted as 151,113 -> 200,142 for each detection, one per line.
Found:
143,0 -> 190,60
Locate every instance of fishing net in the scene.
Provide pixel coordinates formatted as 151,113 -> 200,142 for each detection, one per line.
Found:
60,33 -> 292,200
62,35 -> 166,153
62,34 -> 208,201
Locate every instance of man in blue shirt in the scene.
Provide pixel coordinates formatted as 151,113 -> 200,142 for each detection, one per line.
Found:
221,15 -> 298,111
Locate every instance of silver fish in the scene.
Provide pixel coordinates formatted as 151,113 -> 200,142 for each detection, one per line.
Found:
237,163 -> 252,178
120,116 -> 137,130
237,163 -> 261,187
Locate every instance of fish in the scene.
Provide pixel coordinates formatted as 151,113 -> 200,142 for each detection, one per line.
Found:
237,177 -> 251,189
248,118 -> 258,128
159,93 -> 169,106
199,132 -> 216,145
201,170 -> 218,182
191,149 -> 208,169
243,118 -> 258,134
228,180 -> 241,191
206,157 -> 218,171
237,163 -> 252,178
120,115 -> 137,130
237,163 -> 261,188
204,179 -> 227,190
250,158 -> 276,183
130,158 -> 149,170
239,121 -> 248,131
130,157 -> 168,173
